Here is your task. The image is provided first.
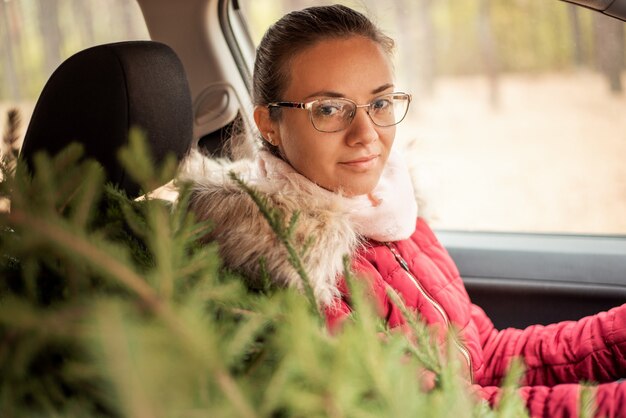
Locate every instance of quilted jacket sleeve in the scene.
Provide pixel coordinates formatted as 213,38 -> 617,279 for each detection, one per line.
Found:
477,380 -> 626,418
472,302 -> 626,387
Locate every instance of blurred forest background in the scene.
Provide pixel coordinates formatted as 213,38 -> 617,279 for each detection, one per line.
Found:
243,0 -> 626,100
2,0 -> 624,102
0,0 -> 148,102
2,0 -> 626,233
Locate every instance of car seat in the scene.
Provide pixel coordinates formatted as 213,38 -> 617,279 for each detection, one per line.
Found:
19,41 -> 193,198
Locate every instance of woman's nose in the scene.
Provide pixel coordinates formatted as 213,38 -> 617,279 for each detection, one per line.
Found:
345,108 -> 378,146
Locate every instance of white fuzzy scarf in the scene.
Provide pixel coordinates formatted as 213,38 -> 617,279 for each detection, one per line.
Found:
255,149 -> 418,242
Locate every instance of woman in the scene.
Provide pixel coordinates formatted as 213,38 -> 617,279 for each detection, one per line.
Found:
180,5 -> 626,416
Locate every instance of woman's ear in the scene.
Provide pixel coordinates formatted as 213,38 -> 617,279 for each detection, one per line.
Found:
253,106 -> 280,147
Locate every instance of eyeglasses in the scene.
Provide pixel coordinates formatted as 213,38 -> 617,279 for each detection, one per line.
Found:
267,92 -> 412,133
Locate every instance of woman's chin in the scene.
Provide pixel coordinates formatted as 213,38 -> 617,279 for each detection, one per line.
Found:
338,180 -> 379,197
317,172 -> 383,197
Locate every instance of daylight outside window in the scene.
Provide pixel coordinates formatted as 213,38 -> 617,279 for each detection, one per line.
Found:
241,0 -> 626,235
0,0 -> 148,159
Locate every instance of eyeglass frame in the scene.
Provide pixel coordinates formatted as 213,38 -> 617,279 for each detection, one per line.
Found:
266,92 -> 412,133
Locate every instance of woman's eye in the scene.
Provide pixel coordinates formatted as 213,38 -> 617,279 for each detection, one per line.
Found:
315,102 -> 344,117
371,98 -> 391,111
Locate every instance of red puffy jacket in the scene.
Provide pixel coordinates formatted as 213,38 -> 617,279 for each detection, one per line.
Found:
325,218 -> 626,417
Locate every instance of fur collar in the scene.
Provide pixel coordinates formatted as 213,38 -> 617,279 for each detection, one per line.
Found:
177,149 -> 417,306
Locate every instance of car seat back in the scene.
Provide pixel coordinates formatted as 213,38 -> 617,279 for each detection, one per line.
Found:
19,41 -> 193,197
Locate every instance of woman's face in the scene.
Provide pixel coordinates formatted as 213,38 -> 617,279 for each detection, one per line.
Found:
256,36 -> 396,196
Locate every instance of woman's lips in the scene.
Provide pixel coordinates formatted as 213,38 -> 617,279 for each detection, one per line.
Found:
339,155 -> 379,170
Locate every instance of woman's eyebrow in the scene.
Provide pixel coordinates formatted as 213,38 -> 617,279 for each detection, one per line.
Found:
371,83 -> 394,94
303,90 -> 344,100
303,84 -> 395,101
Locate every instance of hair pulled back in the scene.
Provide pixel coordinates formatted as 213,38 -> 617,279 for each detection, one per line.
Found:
252,4 -> 394,114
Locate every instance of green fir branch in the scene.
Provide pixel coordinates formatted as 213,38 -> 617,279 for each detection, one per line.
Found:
340,255 -> 397,404
287,211 -> 300,237
5,206 -> 163,310
0,134 -> 541,417
2,108 -> 21,164
490,360 -> 529,418
1,140 -> 260,418
578,383 -> 598,418
384,286 -> 443,375
229,171 -> 322,322
117,127 -> 179,194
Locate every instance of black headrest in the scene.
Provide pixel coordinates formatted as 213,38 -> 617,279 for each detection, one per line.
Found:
20,41 -> 193,197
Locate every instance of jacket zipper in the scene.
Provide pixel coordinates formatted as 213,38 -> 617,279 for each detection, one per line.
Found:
384,243 -> 474,383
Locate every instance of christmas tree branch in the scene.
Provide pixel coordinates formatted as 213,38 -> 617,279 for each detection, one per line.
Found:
385,286 -> 443,374
2,108 -> 21,165
5,207 -> 259,418
229,171 -> 322,322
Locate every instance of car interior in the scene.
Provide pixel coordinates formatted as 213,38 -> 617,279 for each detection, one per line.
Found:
8,0 -> 626,330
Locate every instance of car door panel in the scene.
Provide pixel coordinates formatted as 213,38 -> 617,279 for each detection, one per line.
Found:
439,231 -> 626,329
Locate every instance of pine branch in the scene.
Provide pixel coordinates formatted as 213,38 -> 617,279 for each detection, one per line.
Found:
2,108 -> 21,163
0,131 -> 539,416
578,383 -> 597,418
0,145 -> 256,417
258,256 -> 275,295
115,135 -> 260,418
490,360 -> 528,418
6,206 -> 163,310
229,171 -> 322,322
117,127 -> 179,194
385,286 -> 443,374
341,255 -> 396,403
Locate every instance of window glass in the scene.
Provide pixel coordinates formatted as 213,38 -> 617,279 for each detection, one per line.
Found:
240,0 -> 626,235
0,0 -> 149,151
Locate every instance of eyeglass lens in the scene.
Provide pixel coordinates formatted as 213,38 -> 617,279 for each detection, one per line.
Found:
310,95 -> 409,132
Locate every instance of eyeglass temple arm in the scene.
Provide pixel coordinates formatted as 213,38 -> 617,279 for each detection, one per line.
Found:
267,102 -> 307,109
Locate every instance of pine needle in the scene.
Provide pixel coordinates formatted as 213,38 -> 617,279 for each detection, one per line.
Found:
229,171 -> 322,322
2,108 -> 21,163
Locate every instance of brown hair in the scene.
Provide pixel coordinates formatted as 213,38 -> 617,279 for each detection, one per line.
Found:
252,4 -> 394,153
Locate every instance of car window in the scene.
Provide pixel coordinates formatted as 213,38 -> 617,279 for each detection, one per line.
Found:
240,0 -> 626,236
0,0 -> 149,151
